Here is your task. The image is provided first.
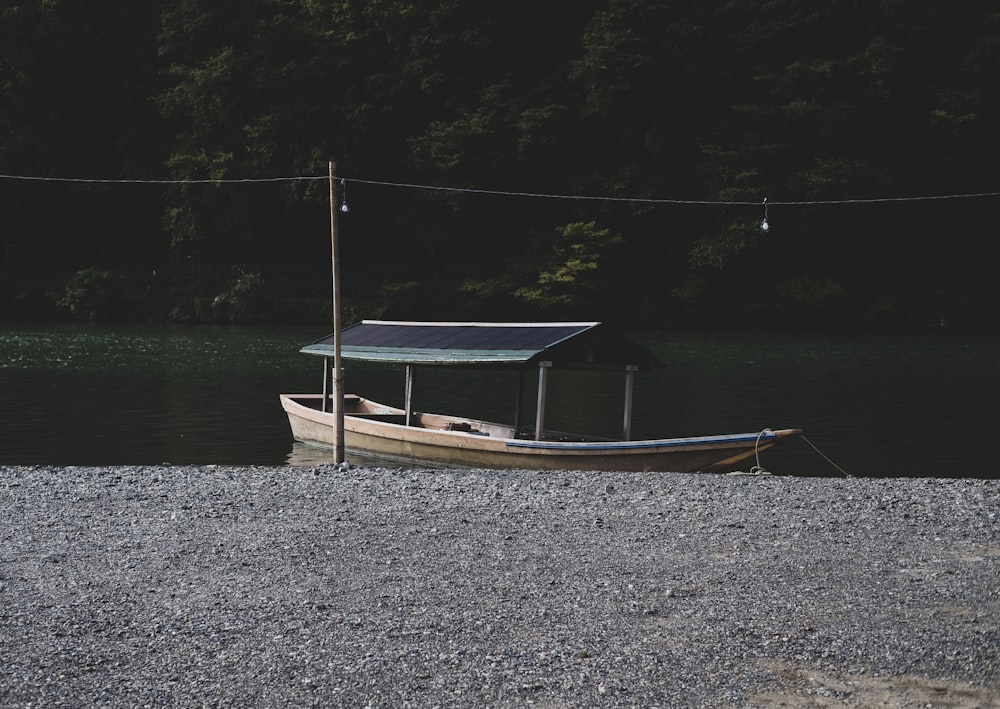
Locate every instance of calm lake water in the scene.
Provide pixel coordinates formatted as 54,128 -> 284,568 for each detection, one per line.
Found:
1,322 -> 997,477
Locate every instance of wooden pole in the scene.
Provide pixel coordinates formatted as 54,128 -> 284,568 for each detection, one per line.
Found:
329,161 -> 345,463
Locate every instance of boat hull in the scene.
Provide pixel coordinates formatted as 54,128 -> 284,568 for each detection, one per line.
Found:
280,394 -> 800,473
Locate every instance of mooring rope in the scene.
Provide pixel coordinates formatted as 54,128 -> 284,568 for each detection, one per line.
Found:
727,428 -> 774,476
748,428 -> 774,476
800,433 -> 853,478
728,429 -> 853,477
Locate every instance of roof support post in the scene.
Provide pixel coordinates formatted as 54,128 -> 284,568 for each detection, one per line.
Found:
404,364 -> 416,426
534,361 -> 551,441
321,356 -> 330,413
513,370 -> 525,436
623,365 -> 638,441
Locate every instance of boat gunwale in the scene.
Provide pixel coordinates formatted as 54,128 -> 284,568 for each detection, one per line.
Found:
280,393 -> 798,451
504,429 -> 798,451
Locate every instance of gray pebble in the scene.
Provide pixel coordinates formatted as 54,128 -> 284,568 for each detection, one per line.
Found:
0,466 -> 997,707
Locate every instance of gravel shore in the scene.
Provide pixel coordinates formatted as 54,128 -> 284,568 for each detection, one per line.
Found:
1,465 -> 997,708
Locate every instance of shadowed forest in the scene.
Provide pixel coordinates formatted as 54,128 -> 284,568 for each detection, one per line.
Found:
2,1 -> 999,330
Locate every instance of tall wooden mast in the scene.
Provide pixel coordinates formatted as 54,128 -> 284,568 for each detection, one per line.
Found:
328,161 -> 345,463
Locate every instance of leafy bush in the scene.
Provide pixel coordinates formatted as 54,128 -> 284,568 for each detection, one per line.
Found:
59,268 -> 124,321
212,271 -> 272,322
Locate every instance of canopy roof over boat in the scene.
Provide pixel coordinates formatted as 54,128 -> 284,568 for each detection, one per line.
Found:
301,320 -> 663,370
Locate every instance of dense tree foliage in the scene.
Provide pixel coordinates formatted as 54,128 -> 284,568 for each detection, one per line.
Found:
2,0 -> 998,329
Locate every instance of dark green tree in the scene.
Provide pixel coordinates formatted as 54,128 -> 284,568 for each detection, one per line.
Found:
3,0 -> 999,328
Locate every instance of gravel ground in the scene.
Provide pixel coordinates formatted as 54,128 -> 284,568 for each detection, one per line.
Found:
1,465 -> 997,708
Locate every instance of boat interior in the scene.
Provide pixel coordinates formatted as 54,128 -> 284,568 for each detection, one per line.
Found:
290,393 -> 606,443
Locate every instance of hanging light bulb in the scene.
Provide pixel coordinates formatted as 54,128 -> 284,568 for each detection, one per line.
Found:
339,179 -> 350,213
760,197 -> 769,232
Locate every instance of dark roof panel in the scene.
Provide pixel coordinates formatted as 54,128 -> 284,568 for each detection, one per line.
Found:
301,320 -> 663,370
343,321 -> 594,350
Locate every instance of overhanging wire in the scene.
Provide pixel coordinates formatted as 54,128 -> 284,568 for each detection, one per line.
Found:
0,172 -> 998,206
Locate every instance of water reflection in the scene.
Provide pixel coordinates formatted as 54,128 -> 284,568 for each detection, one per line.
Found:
285,441 -> 340,467
285,440 -> 444,469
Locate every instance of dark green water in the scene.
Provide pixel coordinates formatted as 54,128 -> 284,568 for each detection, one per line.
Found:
1,322 -> 996,476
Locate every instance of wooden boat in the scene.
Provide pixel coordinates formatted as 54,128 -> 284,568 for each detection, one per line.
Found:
280,320 -> 801,472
